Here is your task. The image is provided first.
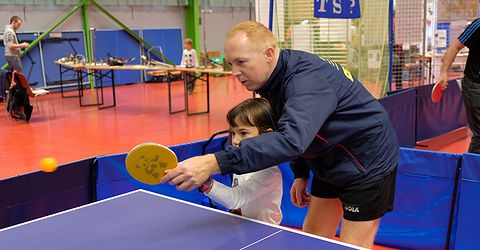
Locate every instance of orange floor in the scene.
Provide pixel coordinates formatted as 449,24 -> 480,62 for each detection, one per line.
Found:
0,76 -> 251,179
1,75 -> 470,250
415,126 -> 470,154
1,75 -> 470,179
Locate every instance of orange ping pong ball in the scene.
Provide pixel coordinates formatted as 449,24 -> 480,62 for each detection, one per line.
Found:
41,157 -> 58,172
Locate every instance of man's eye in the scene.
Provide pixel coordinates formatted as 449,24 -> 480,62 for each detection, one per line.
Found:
240,132 -> 248,136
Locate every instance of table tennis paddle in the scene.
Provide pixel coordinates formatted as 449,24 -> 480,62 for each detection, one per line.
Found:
125,143 -> 178,185
431,82 -> 443,103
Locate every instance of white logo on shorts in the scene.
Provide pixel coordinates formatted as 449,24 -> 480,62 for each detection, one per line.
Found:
344,205 -> 360,213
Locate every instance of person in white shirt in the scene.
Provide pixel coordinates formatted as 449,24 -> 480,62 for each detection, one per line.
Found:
198,98 -> 283,225
180,38 -> 198,94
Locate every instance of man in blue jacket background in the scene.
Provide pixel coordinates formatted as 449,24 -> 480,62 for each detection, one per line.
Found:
162,21 -> 399,248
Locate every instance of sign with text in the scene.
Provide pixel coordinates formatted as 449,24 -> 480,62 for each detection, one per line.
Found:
314,0 -> 361,19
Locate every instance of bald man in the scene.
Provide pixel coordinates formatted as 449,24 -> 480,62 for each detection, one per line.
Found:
161,21 -> 399,248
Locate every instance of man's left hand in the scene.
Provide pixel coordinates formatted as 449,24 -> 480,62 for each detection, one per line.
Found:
161,154 -> 220,191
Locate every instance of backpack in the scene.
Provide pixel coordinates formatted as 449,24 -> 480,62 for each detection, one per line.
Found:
5,71 -> 33,121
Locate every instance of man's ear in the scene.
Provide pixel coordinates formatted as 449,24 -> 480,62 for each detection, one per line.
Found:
264,47 -> 276,63
265,128 -> 273,133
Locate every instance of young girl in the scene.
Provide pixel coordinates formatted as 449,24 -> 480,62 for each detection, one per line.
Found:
198,98 -> 283,225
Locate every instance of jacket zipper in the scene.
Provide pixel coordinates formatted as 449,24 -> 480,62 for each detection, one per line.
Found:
315,135 -> 367,174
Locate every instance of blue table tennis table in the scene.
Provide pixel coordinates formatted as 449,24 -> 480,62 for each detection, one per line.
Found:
0,190 -> 361,249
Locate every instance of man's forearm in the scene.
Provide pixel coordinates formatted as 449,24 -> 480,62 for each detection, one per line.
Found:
440,39 -> 464,74
204,154 -> 220,175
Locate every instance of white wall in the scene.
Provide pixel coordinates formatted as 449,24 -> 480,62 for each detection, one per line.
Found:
200,7 -> 250,53
0,5 -> 184,32
0,4 -> 250,53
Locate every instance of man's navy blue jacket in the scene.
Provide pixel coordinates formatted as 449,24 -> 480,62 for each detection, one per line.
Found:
215,49 -> 399,187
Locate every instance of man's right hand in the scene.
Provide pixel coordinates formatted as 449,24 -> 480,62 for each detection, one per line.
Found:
160,154 -> 220,191
290,177 -> 311,208
437,72 -> 449,90
21,42 -> 29,48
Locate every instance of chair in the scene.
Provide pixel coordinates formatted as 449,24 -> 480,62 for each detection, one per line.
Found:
31,88 -> 52,116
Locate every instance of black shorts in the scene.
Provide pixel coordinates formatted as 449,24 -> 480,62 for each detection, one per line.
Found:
310,167 -> 397,221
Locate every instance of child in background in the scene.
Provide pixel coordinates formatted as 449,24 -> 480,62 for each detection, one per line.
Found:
180,38 -> 198,94
198,98 -> 283,225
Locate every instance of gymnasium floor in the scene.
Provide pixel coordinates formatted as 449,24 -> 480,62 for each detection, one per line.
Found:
416,127 -> 470,153
0,75 -> 471,179
0,76 -> 251,179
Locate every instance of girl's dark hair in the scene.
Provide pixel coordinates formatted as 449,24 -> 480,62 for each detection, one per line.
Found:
227,98 -> 277,133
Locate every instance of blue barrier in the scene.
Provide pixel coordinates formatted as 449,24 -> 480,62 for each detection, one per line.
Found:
95,139 -> 311,227
376,148 -> 461,249
276,147 -> 462,249
96,137 -> 231,204
3,136 -> 480,248
416,80 -> 466,141
95,144 -> 466,249
454,153 -> 480,250
378,80 -> 466,147
379,88 -> 416,147
96,152 -> 218,205
0,158 -> 95,229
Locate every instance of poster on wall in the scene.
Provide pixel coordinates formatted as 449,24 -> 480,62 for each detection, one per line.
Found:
437,0 -> 479,21
435,29 -> 447,48
314,0 -> 361,19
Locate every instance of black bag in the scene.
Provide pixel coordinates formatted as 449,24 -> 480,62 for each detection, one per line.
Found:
5,71 -> 33,121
